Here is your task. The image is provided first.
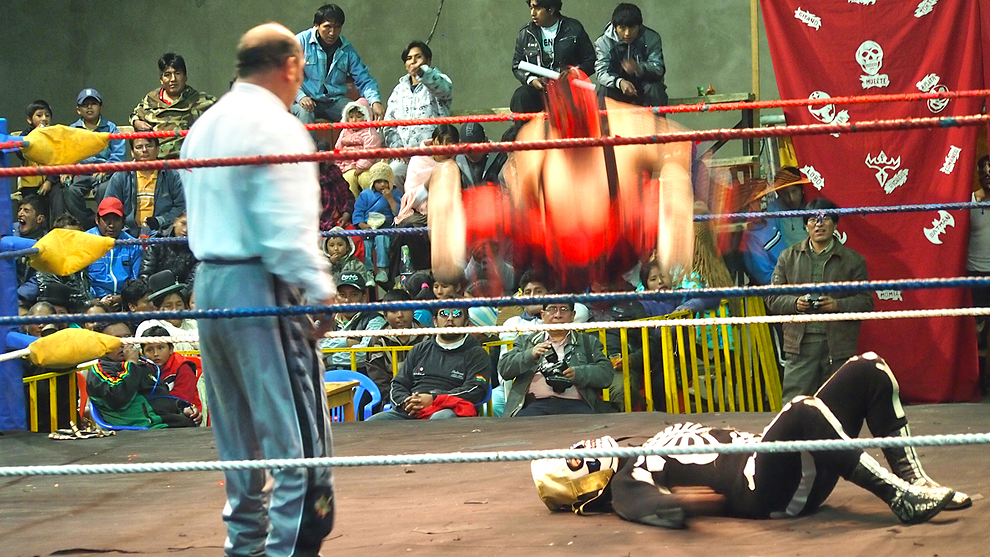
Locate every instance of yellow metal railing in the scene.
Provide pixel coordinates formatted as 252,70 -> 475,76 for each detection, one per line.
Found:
22,369 -> 78,432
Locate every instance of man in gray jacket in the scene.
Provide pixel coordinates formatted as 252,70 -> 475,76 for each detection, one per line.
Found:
766,198 -> 874,401
594,3 -> 668,107
499,302 -> 613,416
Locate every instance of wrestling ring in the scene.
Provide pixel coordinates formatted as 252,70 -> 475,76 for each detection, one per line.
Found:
0,87 -> 988,556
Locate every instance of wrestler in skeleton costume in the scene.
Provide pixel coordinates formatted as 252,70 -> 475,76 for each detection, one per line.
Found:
531,352 -> 971,528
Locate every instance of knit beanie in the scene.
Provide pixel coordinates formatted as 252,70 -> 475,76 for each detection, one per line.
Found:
367,161 -> 394,187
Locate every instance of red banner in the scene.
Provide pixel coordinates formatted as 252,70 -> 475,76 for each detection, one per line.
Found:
760,0 -> 985,402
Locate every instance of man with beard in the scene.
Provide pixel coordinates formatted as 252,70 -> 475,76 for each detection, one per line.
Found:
368,306 -> 491,420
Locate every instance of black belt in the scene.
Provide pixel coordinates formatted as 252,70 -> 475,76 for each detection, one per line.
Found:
200,257 -> 263,265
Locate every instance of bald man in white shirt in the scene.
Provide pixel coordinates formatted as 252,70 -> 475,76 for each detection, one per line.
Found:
181,23 -> 336,557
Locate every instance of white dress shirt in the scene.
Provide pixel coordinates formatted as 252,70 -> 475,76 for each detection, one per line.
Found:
181,81 -> 333,302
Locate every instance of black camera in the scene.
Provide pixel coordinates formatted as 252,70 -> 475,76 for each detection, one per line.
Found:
540,351 -> 572,393
806,294 -> 821,311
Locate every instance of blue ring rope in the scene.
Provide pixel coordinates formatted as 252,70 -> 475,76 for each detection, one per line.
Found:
4,275 -> 990,327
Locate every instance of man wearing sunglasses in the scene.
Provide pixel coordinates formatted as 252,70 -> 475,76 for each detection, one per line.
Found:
368,307 -> 491,420
499,302 -> 614,416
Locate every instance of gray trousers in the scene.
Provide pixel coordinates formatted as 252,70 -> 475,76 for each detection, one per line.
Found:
196,261 -> 334,557
781,335 -> 848,402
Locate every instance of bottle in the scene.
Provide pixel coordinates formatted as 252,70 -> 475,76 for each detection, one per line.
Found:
399,245 -> 413,285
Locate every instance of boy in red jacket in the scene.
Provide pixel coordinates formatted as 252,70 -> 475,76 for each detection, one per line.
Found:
141,325 -> 203,416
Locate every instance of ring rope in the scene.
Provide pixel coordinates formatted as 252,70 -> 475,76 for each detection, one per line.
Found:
4,276 -> 990,328
0,433 -> 986,477
1,304 -> 988,364
3,88 -> 987,152
7,199 -> 988,261
2,113 -> 988,179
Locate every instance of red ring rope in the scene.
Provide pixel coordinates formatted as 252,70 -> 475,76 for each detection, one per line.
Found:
2,88 -> 986,152
1,113 -> 987,179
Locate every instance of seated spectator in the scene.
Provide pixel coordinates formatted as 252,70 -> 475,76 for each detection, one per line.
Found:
322,227 -> 370,282
403,270 -> 436,326
335,98 -> 383,198
64,88 -> 126,229
510,0 -> 595,113
36,213 -> 91,313
433,269 -> 468,300
82,300 -> 109,331
365,289 -> 428,398
353,161 -> 400,284
121,278 -> 156,313
383,40 -> 453,188
454,123 -> 502,189
85,322 -> 199,428
291,3 -> 384,125
86,196 -> 142,306
368,306 -> 491,420
318,160 -> 355,230
499,302 -> 613,416
465,241 -> 515,296
15,100 -> 60,207
767,167 -> 811,248
36,282 -> 73,316
139,211 -> 196,289
593,3 -> 668,107
739,179 -> 785,286
14,195 -> 48,307
130,52 -> 216,158
395,124 -> 460,227
23,301 -> 62,338
318,271 -> 386,371
135,270 -> 199,352
103,137 -> 185,237
140,325 -> 203,414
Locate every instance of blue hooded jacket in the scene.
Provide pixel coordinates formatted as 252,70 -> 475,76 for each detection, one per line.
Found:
86,227 -> 142,297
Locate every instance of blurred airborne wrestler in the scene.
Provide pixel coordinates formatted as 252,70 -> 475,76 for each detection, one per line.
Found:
428,68 -> 694,291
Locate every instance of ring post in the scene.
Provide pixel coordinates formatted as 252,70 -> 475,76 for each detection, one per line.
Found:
0,117 -> 28,430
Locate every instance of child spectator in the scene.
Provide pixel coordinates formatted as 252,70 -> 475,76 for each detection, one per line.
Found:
64,88 -> 126,228
318,159 -> 355,230
85,322 -> 200,428
36,213 -> 91,313
14,195 -> 48,307
121,278 -> 155,313
335,98 -> 383,198
404,270 -> 436,326
353,161 -> 400,284
15,100 -> 60,206
322,227 -> 370,282
365,289 -> 428,397
395,124 -> 460,226
141,325 -> 202,412
318,272 -> 386,372
135,270 -> 199,352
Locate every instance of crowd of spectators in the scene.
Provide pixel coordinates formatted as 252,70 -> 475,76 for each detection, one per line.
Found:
13,1 -> 941,428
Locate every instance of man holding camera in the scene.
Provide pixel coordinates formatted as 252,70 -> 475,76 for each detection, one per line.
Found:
499,302 -> 613,416
766,198 -> 874,401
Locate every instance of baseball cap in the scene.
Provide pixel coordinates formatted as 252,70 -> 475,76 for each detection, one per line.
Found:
97,196 -> 124,217
460,122 -> 487,143
76,88 -> 103,106
335,271 -> 365,291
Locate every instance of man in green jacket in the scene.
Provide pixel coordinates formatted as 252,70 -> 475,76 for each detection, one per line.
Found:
499,302 -> 613,416
766,198 -> 874,401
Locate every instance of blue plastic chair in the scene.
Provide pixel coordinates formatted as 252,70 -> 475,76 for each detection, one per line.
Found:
88,401 -> 149,431
324,370 -> 381,421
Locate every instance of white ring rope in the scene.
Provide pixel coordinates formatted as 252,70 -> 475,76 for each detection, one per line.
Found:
3,306 -> 990,361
